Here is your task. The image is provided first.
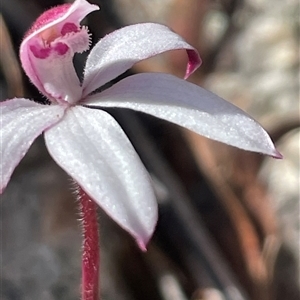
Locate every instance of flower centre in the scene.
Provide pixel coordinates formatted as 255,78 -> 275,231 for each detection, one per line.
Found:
30,22 -> 90,59
40,27 -> 59,44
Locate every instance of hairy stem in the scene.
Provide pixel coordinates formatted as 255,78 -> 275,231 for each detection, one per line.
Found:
78,186 -> 100,300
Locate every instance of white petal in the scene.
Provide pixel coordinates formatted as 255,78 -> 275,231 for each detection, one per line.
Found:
44,106 -> 157,248
0,99 -> 65,193
82,23 -> 201,97
86,73 -> 280,157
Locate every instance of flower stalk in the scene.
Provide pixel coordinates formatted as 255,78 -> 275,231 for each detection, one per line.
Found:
78,185 -> 100,300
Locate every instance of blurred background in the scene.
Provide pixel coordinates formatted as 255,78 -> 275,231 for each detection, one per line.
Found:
0,0 -> 299,299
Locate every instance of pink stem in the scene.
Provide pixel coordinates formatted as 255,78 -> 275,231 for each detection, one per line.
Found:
78,186 -> 100,300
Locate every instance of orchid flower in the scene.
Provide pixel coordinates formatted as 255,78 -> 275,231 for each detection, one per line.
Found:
0,0 -> 281,250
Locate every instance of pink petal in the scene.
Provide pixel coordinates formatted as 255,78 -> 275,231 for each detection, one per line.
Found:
86,73 -> 280,157
82,23 -> 201,97
44,106 -> 158,248
20,0 -> 99,102
23,47 -> 83,104
0,99 -> 65,193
